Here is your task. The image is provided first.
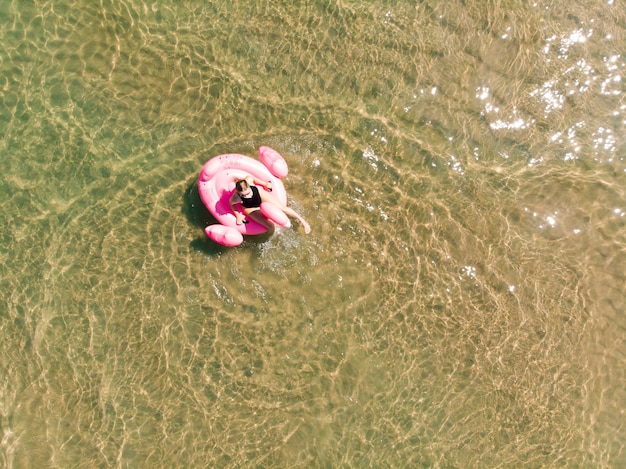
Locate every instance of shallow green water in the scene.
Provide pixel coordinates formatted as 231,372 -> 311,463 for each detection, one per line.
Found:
1,1 -> 625,467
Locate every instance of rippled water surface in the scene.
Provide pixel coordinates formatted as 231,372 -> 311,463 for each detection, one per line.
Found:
1,1 -> 625,467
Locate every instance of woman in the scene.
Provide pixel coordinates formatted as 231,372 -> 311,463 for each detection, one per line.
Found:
229,175 -> 311,234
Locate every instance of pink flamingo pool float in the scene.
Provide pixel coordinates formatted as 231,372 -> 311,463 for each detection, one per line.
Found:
198,146 -> 292,246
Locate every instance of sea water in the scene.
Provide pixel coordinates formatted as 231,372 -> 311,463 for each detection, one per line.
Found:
1,1 -> 625,467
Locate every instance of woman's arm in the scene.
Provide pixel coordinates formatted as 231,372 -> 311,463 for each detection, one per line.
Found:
250,176 -> 272,191
229,193 -> 245,224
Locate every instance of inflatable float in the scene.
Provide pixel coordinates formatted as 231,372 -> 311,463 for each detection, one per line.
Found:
198,146 -> 292,246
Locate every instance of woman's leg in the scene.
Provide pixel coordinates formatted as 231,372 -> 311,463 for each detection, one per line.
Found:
260,191 -> 311,234
246,209 -> 275,234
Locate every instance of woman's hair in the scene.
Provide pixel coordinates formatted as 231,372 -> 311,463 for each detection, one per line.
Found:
235,179 -> 250,192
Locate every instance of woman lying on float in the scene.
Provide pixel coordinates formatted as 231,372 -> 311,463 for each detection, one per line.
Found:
229,175 -> 311,235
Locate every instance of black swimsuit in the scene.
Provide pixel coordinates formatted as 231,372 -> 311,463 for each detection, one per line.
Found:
240,186 -> 262,209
